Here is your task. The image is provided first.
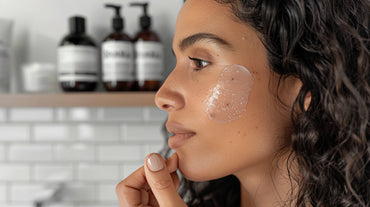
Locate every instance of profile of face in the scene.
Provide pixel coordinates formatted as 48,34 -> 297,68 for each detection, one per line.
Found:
155,0 -> 300,181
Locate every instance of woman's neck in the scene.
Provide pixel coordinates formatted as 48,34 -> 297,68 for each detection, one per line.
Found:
235,153 -> 296,207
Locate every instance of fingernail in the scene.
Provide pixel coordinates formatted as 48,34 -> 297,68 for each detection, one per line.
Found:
147,154 -> 164,172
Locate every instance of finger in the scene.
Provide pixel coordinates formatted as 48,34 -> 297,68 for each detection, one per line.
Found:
165,152 -> 179,173
171,172 -> 180,190
166,153 -> 180,190
144,153 -> 187,207
116,166 -> 149,207
140,188 -> 149,205
148,189 -> 160,207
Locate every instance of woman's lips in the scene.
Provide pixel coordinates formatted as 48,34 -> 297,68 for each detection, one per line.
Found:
166,122 -> 196,149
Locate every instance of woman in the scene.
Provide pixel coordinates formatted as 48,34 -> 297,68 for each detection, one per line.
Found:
116,0 -> 369,206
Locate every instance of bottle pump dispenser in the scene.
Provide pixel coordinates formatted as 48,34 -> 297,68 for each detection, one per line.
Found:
130,3 -> 151,30
105,4 -> 124,32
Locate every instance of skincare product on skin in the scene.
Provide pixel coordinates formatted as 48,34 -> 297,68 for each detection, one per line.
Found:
58,16 -> 98,92
102,4 -> 135,91
130,2 -> 163,91
0,18 -> 13,93
22,63 -> 59,93
205,65 -> 254,123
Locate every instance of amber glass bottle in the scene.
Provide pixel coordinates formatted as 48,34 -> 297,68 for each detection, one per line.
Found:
58,16 -> 98,92
131,3 -> 163,91
102,4 -> 135,91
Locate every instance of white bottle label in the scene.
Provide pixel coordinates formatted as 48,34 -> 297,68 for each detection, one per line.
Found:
135,41 -> 163,81
102,41 -> 134,81
57,45 -> 98,82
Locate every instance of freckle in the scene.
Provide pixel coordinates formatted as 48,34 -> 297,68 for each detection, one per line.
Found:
231,77 -> 235,81
255,126 -> 259,129
228,140 -> 233,144
237,131 -> 241,134
226,103 -> 230,107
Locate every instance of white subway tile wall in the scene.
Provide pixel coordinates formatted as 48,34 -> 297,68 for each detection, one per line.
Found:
9,145 -> 53,161
0,145 -> 5,160
0,109 -> 7,122
0,125 -> 30,141
0,164 -> 30,181
0,107 -> 167,207
10,184 -> 45,202
34,124 -> 75,142
9,108 -> 54,122
0,184 -> 6,202
33,164 -> 74,182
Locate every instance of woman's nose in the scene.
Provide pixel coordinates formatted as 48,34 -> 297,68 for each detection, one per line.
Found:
155,70 -> 185,112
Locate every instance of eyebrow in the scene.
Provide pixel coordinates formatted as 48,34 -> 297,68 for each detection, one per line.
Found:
178,33 -> 233,51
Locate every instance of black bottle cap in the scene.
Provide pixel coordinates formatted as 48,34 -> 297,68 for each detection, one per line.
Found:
69,16 -> 86,34
130,2 -> 151,30
105,4 -> 124,32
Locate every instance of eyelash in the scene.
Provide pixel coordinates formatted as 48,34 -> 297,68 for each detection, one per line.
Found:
188,56 -> 210,71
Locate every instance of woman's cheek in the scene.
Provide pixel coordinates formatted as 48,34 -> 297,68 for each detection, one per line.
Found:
178,64 -> 255,181
204,64 -> 254,123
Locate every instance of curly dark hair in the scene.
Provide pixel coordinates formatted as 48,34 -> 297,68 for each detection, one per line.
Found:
161,0 -> 370,206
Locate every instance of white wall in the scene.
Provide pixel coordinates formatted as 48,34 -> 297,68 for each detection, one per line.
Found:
0,0 -> 182,92
0,106 -> 168,207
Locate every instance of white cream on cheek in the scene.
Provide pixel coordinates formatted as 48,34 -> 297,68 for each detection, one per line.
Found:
205,64 -> 254,123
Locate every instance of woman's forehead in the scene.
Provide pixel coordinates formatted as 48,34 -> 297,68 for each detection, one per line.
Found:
173,0 -> 252,51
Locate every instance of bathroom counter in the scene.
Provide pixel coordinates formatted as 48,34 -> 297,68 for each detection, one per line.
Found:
0,92 -> 156,107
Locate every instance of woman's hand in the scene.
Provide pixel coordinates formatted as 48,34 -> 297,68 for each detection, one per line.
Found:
116,152 -> 187,207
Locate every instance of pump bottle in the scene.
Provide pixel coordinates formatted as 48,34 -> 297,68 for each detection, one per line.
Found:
130,2 -> 163,91
58,16 -> 98,92
102,4 -> 135,91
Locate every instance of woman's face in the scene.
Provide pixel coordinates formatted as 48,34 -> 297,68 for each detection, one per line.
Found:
155,0 -> 297,181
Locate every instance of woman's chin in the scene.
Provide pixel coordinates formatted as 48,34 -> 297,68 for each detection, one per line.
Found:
178,161 -> 227,182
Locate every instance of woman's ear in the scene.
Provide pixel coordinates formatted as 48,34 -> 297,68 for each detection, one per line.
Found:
288,79 -> 311,113
304,92 -> 311,111
288,78 -> 312,112
277,76 -> 303,108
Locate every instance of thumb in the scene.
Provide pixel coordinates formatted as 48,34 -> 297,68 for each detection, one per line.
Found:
144,153 -> 186,207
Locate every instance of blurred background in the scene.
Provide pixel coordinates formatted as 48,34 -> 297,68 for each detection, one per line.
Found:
0,0 -> 182,206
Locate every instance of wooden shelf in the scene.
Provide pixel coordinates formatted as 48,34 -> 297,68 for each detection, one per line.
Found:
0,92 -> 156,107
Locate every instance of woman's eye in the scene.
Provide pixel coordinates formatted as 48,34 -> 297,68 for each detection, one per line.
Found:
188,57 -> 210,71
